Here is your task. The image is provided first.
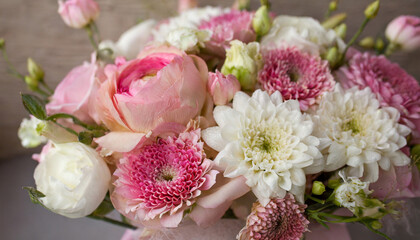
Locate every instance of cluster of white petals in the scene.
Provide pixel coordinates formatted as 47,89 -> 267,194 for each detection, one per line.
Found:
312,85 -> 411,182
203,90 -> 322,205
335,171 -> 370,212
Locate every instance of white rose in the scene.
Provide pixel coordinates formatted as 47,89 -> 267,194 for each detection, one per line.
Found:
166,27 -> 211,52
34,142 -> 111,218
261,16 -> 346,55
18,116 -> 47,148
99,19 -> 157,59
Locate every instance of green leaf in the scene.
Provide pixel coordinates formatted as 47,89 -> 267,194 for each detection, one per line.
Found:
23,186 -> 45,205
92,199 -> 114,217
21,94 -> 47,120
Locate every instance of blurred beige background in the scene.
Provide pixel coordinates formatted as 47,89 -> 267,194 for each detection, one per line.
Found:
1,0 -> 420,160
0,1 -> 420,240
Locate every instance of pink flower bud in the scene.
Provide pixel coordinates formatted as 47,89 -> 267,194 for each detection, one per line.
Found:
58,0 -> 99,29
385,15 -> 420,51
178,0 -> 197,13
207,71 -> 241,106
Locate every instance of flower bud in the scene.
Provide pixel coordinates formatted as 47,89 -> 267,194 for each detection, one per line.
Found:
252,5 -> 272,37
334,23 -> 347,39
370,220 -> 383,230
34,142 -> 111,218
24,76 -> 39,91
375,38 -> 385,51
58,0 -> 100,29
0,38 -> 5,49
364,0 -> 380,20
329,1 -> 338,12
207,71 -> 241,105
221,40 -> 262,90
385,15 -> 420,51
312,181 -> 326,195
178,0 -> 197,13
322,13 -> 347,29
359,37 -> 375,49
27,58 -> 44,80
36,121 -> 78,144
18,116 -> 47,148
325,46 -> 339,67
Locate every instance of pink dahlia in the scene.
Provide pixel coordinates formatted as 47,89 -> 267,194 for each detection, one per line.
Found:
258,47 -> 335,111
199,10 -> 256,55
111,129 -> 218,228
237,194 -> 309,240
339,52 -> 420,142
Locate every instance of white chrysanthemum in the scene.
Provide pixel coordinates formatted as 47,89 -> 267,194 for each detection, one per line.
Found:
152,6 -> 228,42
18,116 -> 47,148
202,90 -> 322,205
335,171 -> 370,212
312,85 -> 411,182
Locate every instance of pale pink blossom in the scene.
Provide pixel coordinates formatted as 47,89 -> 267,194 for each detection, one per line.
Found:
199,10 -> 256,56
95,45 -> 208,153
258,47 -> 335,111
178,0 -> 198,13
207,71 -> 240,105
111,130 -> 218,228
237,194 -> 309,240
338,52 -> 420,143
58,0 -> 99,29
46,55 -> 105,123
386,15 -> 420,51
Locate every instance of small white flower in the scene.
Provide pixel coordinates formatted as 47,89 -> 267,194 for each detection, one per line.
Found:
261,16 -> 345,55
18,116 -> 47,148
165,27 -> 211,52
312,85 -> 411,182
202,90 -> 322,205
335,171 -> 370,212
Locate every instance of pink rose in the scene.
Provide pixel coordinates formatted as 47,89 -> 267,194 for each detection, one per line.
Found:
58,0 -> 99,29
207,71 -> 240,106
370,164 -> 420,200
46,55 -> 104,123
95,45 -> 208,153
386,15 -> 420,51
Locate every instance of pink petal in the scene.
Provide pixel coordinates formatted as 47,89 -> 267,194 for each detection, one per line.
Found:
95,132 -> 146,153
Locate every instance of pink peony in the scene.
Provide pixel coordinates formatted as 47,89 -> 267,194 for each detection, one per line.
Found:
47,55 -> 104,123
58,0 -> 99,29
207,71 -> 240,106
258,47 -> 335,111
111,130 -> 218,228
199,10 -> 256,56
237,194 -> 309,240
386,15 -> 420,51
95,45 -> 208,153
338,52 -> 420,143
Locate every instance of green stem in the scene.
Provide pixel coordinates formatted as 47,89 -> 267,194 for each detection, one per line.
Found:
53,121 -> 79,136
87,214 -> 136,230
47,113 -> 106,131
33,88 -> 50,98
339,17 -> 370,65
85,23 -> 98,51
1,48 -> 25,80
383,42 -> 399,56
40,81 -> 54,94
306,195 -> 326,204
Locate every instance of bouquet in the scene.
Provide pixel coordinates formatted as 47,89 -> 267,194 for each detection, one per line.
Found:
3,0 -> 420,239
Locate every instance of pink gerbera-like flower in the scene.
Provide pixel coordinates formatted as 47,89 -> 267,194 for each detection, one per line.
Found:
339,52 -> 420,142
199,10 -> 256,54
258,47 -> 335,111
237,194 -> 309,240
111,129 -> 218,228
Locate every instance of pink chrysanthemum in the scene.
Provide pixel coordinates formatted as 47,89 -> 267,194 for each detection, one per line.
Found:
199,10 -> 256,52
111,130 -> 218,228
339,52 -> 420,141
237,194 -> 309,240
258,47 -> 335,111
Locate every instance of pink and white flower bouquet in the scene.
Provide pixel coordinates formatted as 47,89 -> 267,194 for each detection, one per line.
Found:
3,0 -> 420,239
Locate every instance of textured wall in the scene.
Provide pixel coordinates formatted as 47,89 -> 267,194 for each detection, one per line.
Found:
1,0 -> 420,159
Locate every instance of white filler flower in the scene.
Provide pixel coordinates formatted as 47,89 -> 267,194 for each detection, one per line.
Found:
34,142 -> 111,218
202,90 -> 322,205
18,116 -> 47,148
335,171 -> 370,212
312,85 -> 411,182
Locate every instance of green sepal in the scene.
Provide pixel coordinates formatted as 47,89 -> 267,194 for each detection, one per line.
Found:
23,186 -> 45,206
21,94 -> 47,120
